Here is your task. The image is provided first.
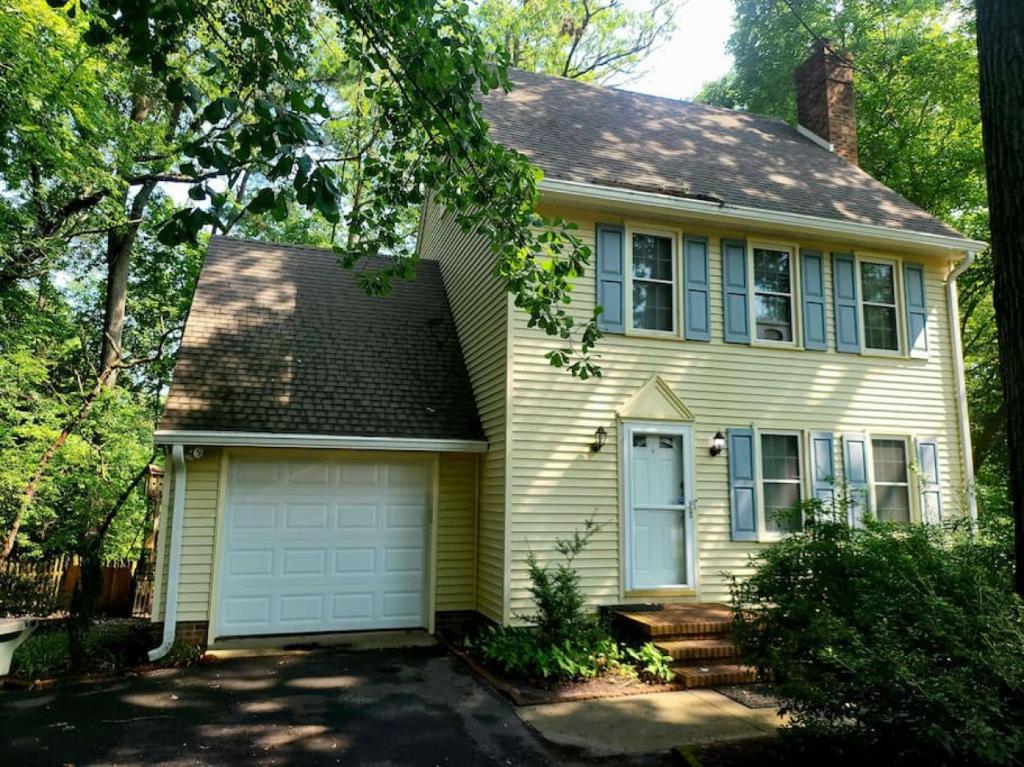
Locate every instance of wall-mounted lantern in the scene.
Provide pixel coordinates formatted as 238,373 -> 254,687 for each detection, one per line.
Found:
709,431 -> 726,457
591,426 -> 608,452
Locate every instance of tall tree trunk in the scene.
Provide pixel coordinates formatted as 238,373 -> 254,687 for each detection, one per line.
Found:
99,181 -> 156,386
976,0 -> 1024,594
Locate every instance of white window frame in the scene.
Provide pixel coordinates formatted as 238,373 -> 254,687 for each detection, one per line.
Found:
747,240 -> 801,348
855,254 -> 905,357
755,429 -> 806,541
619,420 -> 697,591
866,435 -> 916,524
624,224 -> 680,337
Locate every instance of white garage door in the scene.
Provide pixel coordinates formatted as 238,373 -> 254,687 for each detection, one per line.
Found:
214,455 -> 430,638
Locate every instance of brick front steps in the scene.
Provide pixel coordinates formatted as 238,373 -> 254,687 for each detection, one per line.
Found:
612,603 -> 758,689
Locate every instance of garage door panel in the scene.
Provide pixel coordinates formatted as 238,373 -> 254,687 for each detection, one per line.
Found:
216,455 -> 430,638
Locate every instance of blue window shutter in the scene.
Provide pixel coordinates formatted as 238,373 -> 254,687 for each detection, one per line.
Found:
683,235 -> 711,341
809,431 -> 836,513
722,239 -> 750,344
904,263 -> 929,358
916,437 -> 943,523
842,433 -> 870,526
801,250 -> 827,350
832,253 -> 861,353
595,224 -> 625,333
728,428 -> 758,541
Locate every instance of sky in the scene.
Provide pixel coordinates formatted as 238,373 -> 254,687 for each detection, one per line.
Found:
626,0 -> 735,100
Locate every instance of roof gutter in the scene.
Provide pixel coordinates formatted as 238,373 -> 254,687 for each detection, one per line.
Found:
154,430 -> 489,453
538,178 -> 987,255
148,444 -> 187,662
947,250 -> 979,530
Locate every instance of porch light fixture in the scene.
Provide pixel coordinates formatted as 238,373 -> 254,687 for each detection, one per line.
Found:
710,431 -> 726,457
591,426 -> 607,452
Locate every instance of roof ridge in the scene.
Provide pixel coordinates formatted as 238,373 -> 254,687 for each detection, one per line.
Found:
505,67 -> 799,133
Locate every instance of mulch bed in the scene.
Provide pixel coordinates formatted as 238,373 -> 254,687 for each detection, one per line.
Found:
714,683 -> 781,710
451,646 -> 687,706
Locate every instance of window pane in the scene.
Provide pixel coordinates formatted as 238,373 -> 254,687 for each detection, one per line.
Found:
876,484 -> 910,524
861,262 -> 895,304
633,281 -> 673,331
762,434 -> 800,480
632,234 -> 673,281
755,295 -> 793,341
754,249 -> 791,293
764,482 -> 803,532
632,434 -> 647,448
872,439 -> 908,483
863,305 -> 898,350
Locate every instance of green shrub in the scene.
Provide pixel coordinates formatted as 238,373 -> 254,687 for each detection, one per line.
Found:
522,518 -> 604,647
0,569 -> 61,618
9,620 -> 151,679
161,640 -> 204,667
623,641 -> 675,683
733,503 -> 1024,766
476,519 -> 673,683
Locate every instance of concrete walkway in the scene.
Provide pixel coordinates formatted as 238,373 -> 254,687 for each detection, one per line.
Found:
517,688 -> 784,758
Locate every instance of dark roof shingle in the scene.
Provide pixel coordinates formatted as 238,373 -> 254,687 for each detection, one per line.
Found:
482,69 -> 963,240
159,237 -> 485,442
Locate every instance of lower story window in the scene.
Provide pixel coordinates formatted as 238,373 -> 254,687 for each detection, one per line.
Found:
761,433 -> 803,532
872,438 -> 911,523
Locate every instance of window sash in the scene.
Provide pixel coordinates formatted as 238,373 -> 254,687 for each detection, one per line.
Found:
759,432 -> 803,534
870,438 -> 911,523
629,230 -> 676,333
859,260 -> 900,351
753,248 -> 794,342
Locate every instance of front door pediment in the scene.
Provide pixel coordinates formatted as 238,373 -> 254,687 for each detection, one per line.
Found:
617,374 -> 695,422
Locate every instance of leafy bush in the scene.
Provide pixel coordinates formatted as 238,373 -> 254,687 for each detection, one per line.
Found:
623,641 -> 675,683
162,640 -> 205,667
9,619 -> 151,679
733,503 -> 1024,766
477,519 -> 673,683
0,568 -> 61,618
522,518 -> 604,647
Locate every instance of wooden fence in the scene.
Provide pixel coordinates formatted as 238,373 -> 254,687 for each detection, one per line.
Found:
0,556 -> 153,617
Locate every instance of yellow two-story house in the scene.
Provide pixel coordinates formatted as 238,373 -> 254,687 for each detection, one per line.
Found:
150,48 -> 983,652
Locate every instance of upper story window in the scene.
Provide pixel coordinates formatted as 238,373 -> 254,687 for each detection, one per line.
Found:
860,261 -> 899,351
871,437 -> 910,523
760,433 -> 803,533
753,247 -> 794,342
631,232 -> 675,332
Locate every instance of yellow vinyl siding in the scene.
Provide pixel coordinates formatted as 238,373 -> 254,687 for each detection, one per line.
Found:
419,200 -> 509,623
505,206 -> 966,614
435,453 -> 479,611
151,449 -> 221,623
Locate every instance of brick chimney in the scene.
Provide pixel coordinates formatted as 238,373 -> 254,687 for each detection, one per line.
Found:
794,39 -> 858,164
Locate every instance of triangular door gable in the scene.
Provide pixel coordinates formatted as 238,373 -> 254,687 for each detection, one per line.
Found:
616,374 -> 695,422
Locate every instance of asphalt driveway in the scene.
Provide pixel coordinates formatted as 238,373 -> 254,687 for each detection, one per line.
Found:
0,644 -> 675,766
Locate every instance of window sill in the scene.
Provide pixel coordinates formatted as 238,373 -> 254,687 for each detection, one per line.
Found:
624,588 -> 697,599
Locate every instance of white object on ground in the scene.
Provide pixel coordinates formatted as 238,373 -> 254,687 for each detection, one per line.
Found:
0,618 -> 37,676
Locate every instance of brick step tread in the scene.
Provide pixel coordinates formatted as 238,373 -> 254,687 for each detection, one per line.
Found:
654,638 -> 738,661
673,663 -> 758,689
616,616 -> 734,638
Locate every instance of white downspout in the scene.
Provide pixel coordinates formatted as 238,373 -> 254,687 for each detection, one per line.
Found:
947,250 -> 978,530
148,444 -> 187,661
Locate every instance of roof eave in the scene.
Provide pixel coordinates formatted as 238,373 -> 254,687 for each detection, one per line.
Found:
538,178 -> 986,257
154,429 -> 489,453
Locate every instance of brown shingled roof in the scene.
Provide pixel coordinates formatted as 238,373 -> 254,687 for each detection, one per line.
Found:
159,237 -> 485,442
482,69 -> 964,240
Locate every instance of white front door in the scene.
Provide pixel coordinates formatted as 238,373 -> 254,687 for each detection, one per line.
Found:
624,423 -> 695,590
214,454 -> 430,639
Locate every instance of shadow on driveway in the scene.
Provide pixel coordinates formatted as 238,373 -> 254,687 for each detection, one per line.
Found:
0,645 -> 675,766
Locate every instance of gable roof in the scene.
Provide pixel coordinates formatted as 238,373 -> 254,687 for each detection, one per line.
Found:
481,69 -> 964,241
158,236 -> 485,443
